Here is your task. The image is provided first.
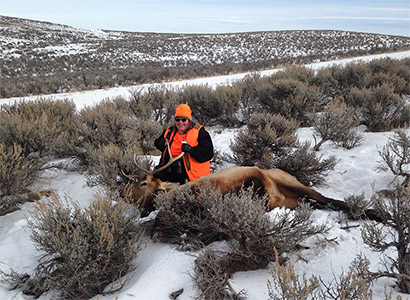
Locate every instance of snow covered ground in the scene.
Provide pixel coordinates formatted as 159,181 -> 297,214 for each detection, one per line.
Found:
1,51 -> 410,300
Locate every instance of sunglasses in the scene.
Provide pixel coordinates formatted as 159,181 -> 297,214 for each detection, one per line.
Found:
175,118 -> 188,123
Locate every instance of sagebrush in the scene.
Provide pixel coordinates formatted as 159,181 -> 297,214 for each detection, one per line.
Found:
2,192 -> 144,299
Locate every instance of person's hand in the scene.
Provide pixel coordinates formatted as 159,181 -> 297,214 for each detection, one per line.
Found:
158,138 -> 168,149
181,143 -> 192,153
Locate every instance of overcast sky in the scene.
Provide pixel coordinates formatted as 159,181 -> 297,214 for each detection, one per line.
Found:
1,0 -> 409,36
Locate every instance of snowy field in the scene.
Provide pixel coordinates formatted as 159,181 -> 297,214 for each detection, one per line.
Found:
1,51 -> 410,300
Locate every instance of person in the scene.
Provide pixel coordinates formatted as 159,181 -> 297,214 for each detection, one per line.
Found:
154,104 -> 214,184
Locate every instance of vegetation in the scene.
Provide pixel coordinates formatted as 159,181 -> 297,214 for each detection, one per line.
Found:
361,182 -> 410,294
1,15 -> 410,98
0,29 -> 409,299
155,184 -> 328,298
261,141 -> 337,186
0,143 -> 41,215
267,252 -> 404,299
2,192 -> 144,300
0,98 -> 79,157
267,251 -> 320,300
312,98 -> 362,151
360,134 -> 410,294
229,112 -> 299,166
378,130 -> 410,186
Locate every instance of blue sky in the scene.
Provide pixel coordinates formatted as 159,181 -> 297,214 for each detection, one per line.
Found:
1,0 -> 409,36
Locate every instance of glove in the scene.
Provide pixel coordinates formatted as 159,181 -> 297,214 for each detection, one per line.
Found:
181,143 -> 192,153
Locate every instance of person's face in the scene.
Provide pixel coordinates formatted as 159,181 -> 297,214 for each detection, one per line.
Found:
175,117 -> 190,133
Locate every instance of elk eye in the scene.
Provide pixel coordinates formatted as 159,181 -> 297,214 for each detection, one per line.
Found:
140,182 -> 148,187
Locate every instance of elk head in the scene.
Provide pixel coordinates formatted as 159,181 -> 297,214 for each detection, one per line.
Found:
121,145 -> 184,216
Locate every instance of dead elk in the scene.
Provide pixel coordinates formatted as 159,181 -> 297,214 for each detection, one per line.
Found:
121,147 -> 381,221
120,147 -> 184,215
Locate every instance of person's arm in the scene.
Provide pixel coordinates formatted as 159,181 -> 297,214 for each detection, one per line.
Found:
154,129 -> 167,152
183,127 -> 214,163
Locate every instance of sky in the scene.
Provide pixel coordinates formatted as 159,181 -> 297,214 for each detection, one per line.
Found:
1,0 -> 410,36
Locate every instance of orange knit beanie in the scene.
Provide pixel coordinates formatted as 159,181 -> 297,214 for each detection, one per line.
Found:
175,104 -> 192,120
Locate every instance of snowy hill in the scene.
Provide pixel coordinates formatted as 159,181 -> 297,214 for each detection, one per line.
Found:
1,15 -> 410,98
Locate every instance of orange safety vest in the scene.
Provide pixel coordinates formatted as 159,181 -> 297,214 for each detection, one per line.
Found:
162,124 -> 211,181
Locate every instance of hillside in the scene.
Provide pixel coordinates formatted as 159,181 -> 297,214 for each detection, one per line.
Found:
1,15 -> 409,97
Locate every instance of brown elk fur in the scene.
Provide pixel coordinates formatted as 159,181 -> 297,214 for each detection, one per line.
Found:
121,166 -> 367,218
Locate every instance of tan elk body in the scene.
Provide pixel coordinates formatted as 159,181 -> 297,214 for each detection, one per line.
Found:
121,146 -> 351,217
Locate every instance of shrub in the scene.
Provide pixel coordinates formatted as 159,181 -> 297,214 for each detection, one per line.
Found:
365,84 -> 409,132
193,250 -> 246,300
361,182 -> 410,293
0,111 -> 54,157
344,84 -> 409,132
377,130 -> 410,187
267,250 -> 319,300
368,58 -> 410,95
331,62 -> 371,94
344,193 -> 373,220
229,113 -> 299,166
79,98 -> 162,159
236,73 -> 263,125
177,85 -> 216,124
0,99 -> 79,157
260,141 -> 337,186
267,252 -> 396,300
256,78 -> 323,125
78,99 -> 140,151
157,184 -> 327,298
155,184 -> 328,273
0,143 -> 41,214
144,87 -> 179,126
213,85 -> 242,126
2,192 -> 144,299
391,61 -> 410,95
368,72 -> 409,96
312,98 -> 362,151
77,99 -> 163,170
0,143 -> 35,197
319,255 -> 374,300
179,85 -> 240,126
270,65 -> 315,84
133,118 -> 163,155
343,86 -> 372,108
336,129 -> 364,150
86,143 -> 144,189
310,68 -> 340,98
128,86 -> 178,125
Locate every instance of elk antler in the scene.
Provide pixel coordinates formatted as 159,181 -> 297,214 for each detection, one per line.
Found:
133,153 -> 151,174
121,153 -> 152,179
122,144 -> 185,178
151,144 -> 185,176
